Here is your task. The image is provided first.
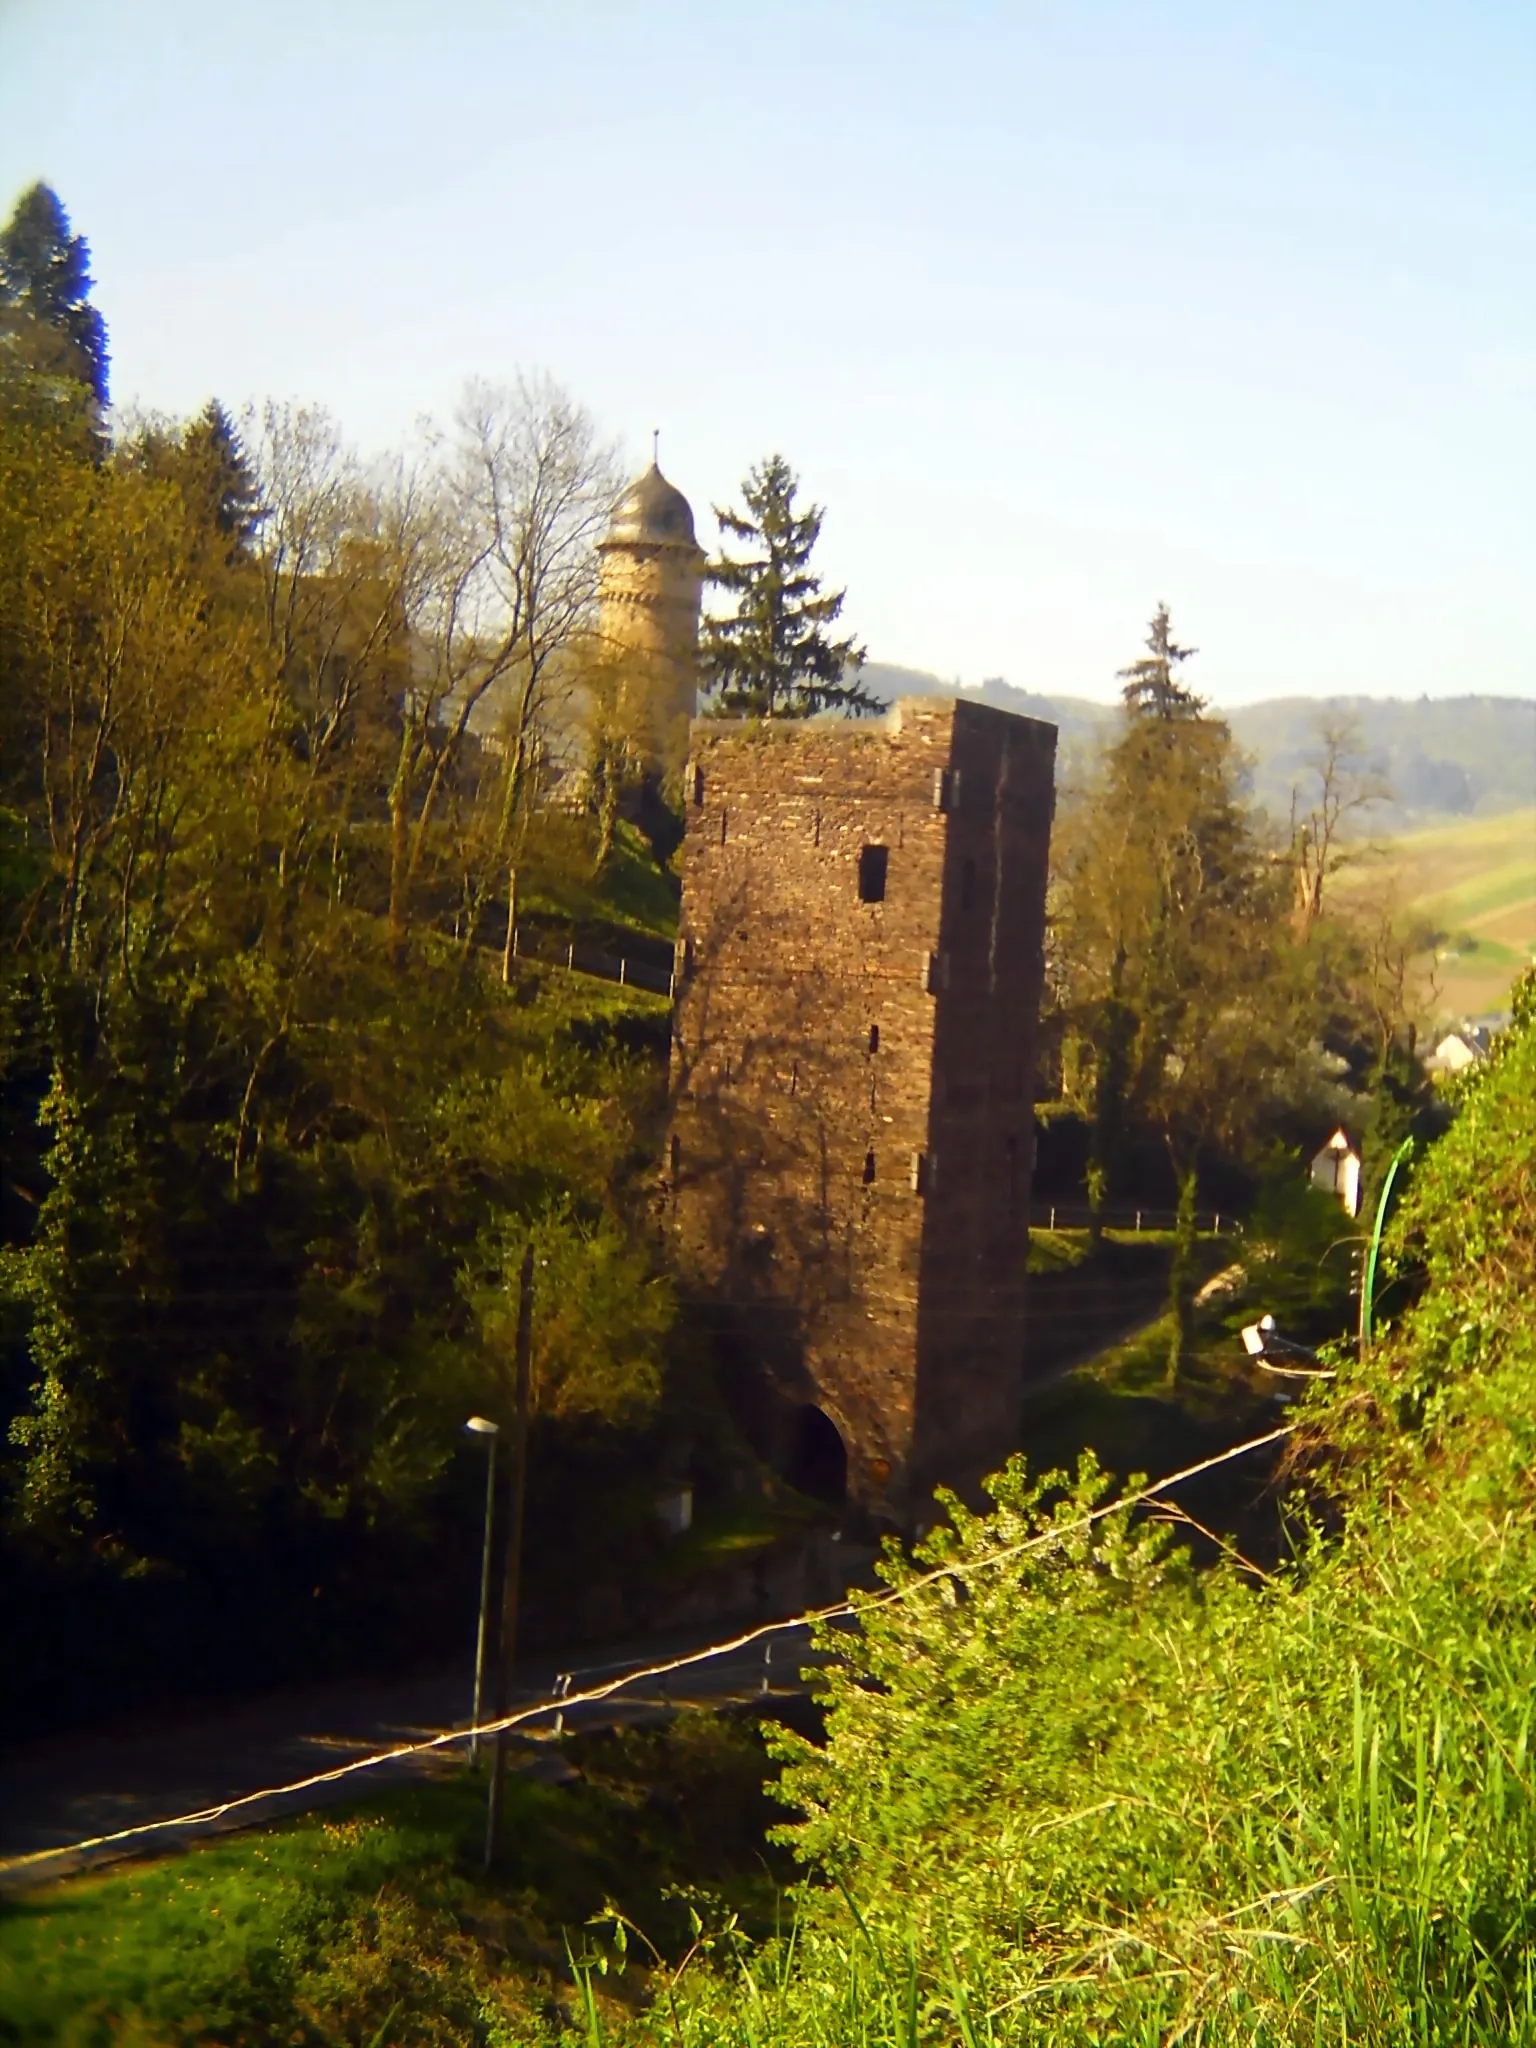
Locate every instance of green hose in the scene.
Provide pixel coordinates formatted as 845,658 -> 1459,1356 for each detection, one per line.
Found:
1359,1136 -> 1415,1351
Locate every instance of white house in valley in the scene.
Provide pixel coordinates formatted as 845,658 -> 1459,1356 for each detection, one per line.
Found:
1310,1128 -> 1363,1218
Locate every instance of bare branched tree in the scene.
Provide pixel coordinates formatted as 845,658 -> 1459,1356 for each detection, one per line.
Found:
388,374 -> 622,957
1290,717 -> 1391,937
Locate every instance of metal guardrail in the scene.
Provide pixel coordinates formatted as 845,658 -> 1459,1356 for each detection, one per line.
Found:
536,1632 -> 811,1735
507,925 -> 674,998
1031,1203 -> 1238,1235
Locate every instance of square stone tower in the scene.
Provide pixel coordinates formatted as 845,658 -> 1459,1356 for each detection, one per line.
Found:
665,695 -> 1057,1521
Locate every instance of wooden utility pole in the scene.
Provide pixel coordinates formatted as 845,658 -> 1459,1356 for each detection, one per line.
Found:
484,1241 -> 535,1870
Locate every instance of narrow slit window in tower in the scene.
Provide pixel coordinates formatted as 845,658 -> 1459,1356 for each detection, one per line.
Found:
858,844 -> 888,902
868,1024 -> 880,1054
862,1151 -> 877,1185
691,765 -> 705,806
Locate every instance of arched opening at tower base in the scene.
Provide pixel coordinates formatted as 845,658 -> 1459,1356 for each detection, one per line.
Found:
787,1404 -> 848,1505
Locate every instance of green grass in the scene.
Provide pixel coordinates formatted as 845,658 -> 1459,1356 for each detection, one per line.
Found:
1017,1281 -> 1282,1519
657,1494 -> 826,1577
1338,805 -> 1536,1018
1023,1227 -> 1090,1274
513,962 -> 671,1034
0,1716 -> 793,2046
517,818 -> 680,945
578,972 -> 1536,2047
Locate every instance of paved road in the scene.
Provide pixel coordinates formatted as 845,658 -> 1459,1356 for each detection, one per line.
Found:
0,1619 -> 829,1891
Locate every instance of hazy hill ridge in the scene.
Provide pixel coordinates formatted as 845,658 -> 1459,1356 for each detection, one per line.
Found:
860,663 -> 1535,828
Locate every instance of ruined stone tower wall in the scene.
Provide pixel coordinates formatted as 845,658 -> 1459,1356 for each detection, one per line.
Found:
666,696 -> 1057,1520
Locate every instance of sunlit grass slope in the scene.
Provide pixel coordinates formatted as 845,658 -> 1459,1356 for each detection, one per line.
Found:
1345,805 -> 1536,1019
638,974 -> 1536,2045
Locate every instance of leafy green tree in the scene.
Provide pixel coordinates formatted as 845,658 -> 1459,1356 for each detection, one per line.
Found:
1058,607 -> 1301,1374
0,183 -> 109,409
701,454 -> 879,719
1360,1026 -> 1440,1225
0,382 -> 671,1731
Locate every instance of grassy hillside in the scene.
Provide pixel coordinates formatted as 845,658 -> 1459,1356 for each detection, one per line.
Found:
1229,693 -> 1536,827
8,1001 -> 1532,2043
646,971 -> 1536,2043
864,663 -> 1534,830
1339,807 -> 1536,1021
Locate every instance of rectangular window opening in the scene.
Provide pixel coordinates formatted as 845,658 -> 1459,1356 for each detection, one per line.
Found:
858,844 -> 889,902
862,1150 -> 877,1185
691,765 -> 705,806
868,1024 -> 880,1054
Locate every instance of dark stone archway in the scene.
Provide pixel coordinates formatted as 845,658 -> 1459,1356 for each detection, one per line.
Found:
787,1404 -> 848,1504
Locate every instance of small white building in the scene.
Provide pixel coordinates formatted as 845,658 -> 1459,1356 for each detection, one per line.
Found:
1427,1029 -> 1487,1076
1310,1128 -> 1362,1218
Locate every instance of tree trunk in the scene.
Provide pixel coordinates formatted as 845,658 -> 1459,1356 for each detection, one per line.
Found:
594,744 -> 620,873
501,866 -> 517,984
1166,1163 -> 1200,1385
386,725 -> 416,966
1085,1161 -> 1107,1257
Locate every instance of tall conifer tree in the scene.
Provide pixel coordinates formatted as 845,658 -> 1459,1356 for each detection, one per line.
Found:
701,454 -> 880,719
0,182 -> 110,409
183,401 -> 264,552
1117,601 -> 1201,720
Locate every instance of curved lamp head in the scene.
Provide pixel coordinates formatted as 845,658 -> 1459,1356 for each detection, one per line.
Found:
465,1415 -> 499,1437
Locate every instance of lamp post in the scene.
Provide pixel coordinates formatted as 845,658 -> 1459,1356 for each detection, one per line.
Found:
485,1243 -> 536,1870
464,1416 -> 499,1768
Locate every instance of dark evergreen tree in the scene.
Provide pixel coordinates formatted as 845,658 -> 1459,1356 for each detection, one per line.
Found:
1118,602 -> 1202,720
182,401 -> 264,552
0,182 -> 109,408
701,454 -> 880,719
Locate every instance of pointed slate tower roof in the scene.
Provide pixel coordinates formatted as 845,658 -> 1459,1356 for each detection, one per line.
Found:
601,462 -> 701,552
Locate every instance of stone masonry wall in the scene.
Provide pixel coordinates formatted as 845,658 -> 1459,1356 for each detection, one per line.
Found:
597,542 -> 704,781
666,696 -> 1056,1521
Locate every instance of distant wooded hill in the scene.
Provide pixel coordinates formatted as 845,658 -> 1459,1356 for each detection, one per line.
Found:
860,662 -> 1536,829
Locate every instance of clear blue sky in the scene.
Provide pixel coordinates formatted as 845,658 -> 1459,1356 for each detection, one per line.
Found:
3,0 -> 1533,706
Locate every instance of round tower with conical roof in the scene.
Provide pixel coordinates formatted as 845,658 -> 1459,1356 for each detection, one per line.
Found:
597,459 -> 706,784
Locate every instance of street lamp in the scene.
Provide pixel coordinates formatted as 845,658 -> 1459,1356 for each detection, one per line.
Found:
465,1416 -> 499,1768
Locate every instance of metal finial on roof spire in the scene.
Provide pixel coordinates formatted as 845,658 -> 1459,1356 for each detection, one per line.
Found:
652,427 -> 660,466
